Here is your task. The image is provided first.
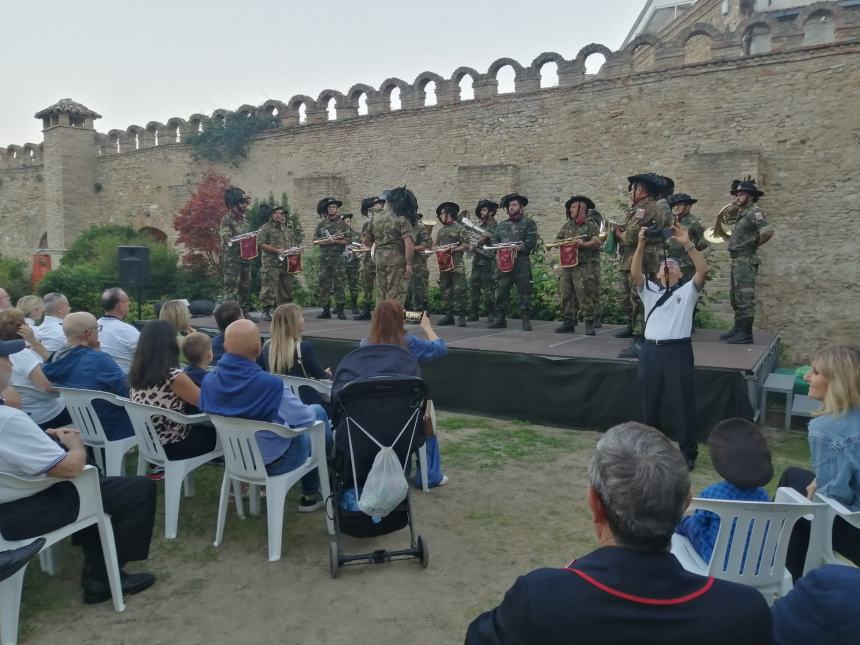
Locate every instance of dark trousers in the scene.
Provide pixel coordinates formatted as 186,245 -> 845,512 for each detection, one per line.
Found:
778,466 -> 860,579
39,407 -> 73,430
0,476 -> 156,581
163,425 -> 217,460
638,340 -> 697,460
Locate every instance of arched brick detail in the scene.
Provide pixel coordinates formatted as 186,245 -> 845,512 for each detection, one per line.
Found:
260,100 -> 287,117
236,104 -> 258,118
530,51 -> 566,71
126,125 -> 150,149
210,109 -> 233,125
187,114 -> 209,135
22,143 -> 41,162
413,71 -> 449,106
286,95 -> 316,126
146,121 -> 167,145
379,77 -> 415,111
316,89 -> 348,120
107,129 -> 129,154
346,84 -> 376,105
486,57 -> 525,78
450,67 -> 481,84
95,133 -> 113,156
622,33 -> 662,57
795,3 -> 843,28
673,22 -> 724,48
735,16 -> 779,40
165,117 -> 186,143
574,43 -> 614,65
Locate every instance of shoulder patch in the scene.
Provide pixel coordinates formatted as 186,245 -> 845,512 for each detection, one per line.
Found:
754,211 -> 764,221
635,208 -> 646,221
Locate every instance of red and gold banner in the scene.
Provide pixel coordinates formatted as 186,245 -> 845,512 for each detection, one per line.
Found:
239,235 -> 258,261
496,247 -> 518,273
436,248 -> 455,272
559,243 -> 579,268
286,253 -> 303,274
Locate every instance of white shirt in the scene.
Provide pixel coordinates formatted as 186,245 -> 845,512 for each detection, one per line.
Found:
0,405 -> 67,503
9,349 -> 65,425
36,315 -> 66,352
638,280 -> 700,341
97,315 -> 140,373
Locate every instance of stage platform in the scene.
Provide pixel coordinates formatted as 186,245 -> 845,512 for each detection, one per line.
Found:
189,308 -> 779,439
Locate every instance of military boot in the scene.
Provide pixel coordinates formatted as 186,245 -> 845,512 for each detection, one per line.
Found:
467,308 -> 480,322
437,309 -> 455,326
354,305 -> 372,321
614,324 -> 633,338
617,336 -> 642,359
457,314 -> 467,328
351,297 -> 359,315
727,318 -> 754,344
585,320 -> 596,336
719,320 -> 740,341
487,305 -> 497,324
554,320 -> 577,334
488,314 -> 507,329
261,306 -> 272,322
316,306 -> 331,320
521,314 -> 532,332
335,304 -> 347,320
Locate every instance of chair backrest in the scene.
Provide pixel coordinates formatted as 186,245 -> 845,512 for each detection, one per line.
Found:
815,493 -> 860,529
54,387 -> 122,445
120,398 -> 210,464
11,383 -> 59,398
691,498 -> 824,587
276,374 -> 332,399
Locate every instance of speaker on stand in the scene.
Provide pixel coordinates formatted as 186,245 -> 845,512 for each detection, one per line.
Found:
117,246 -> 150,321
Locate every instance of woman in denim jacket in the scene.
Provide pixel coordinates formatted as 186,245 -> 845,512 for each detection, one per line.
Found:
778,344 -> 860,578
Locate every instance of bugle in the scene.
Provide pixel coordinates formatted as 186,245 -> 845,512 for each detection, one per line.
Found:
311,232 -> 346,245
227,229 -> 263,246
545,236 -> 584,249
277,246 -> 305,261
422,242 -> 458,255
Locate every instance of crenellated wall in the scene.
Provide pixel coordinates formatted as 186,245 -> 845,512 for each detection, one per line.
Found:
0,1 -> 858,358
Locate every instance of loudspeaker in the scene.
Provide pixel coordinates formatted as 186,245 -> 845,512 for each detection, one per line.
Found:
117,246 -> 150,287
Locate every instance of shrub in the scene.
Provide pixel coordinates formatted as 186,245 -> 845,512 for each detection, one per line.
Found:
0,254 -> 33,300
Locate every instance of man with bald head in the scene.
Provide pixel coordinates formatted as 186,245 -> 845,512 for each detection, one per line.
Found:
36,292 -> 70,352
199,320 -> 330,512
42,312 -> 134,440
98,287 -> 140,373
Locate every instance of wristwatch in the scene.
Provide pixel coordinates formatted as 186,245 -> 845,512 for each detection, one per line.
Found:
684,242 -> 695,252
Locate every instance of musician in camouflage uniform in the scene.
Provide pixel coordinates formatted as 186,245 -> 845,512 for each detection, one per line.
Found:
313,197 -> 350,320
219,186 -> 253,312
407,213 -> 432,315
341,212 -> 361,313
554,196 -> 601,335
366,187 -> 416,305
666,193 -> 707,283
722,179 -> 773,344
257,203 -> 295,320
468,200 -> 499,322
355,196 -> 384,320
488,193 -> 538,331
615,173 -> 673,358
434,202 -> 471,327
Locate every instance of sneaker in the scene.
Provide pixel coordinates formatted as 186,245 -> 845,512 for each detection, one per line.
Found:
435,475 -> 449,487
147,466 -> 164,481
298,491 -> 324,513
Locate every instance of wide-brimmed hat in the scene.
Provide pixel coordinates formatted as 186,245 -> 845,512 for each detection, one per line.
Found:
627,173 -> 665,194
565,195 -> 596,212
475,200 -> 499,217
707,418 -> 773,488
317,197 -> 343,216
360,196 -> 385,216
340,212 -> 354,220
0,339 -> 25,358
436,202 -> 460,218
500,193 -> 528,209
731,180 -> 764,198
667,193 -> 698,207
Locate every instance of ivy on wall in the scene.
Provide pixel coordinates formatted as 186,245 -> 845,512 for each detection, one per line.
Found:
185,113 -> 279,165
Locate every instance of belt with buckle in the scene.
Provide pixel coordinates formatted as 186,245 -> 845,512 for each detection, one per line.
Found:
643,338 -> 691,346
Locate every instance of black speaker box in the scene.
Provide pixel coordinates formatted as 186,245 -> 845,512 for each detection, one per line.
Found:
117,246 -> 150,287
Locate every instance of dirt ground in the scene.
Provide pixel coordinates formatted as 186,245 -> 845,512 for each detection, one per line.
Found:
17,414 -> 808,645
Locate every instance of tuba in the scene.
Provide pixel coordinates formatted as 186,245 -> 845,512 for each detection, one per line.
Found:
704,203 -> 738,244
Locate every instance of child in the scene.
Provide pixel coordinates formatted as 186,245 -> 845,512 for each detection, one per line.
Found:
676,417 -> 772,563
181,334 -> 212,418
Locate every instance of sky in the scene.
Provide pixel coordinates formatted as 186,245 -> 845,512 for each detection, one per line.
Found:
1,0 -> 637,145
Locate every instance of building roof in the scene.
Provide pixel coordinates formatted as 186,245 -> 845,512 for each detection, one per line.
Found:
34,98 -> 101,120
622,0 -> 696,47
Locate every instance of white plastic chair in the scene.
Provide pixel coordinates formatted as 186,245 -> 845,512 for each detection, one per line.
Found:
276,374 -> 332,403
671,497 -> 823,605
208,414 -> 333,561
54,387 -> 138,476
0,466 -> 125,645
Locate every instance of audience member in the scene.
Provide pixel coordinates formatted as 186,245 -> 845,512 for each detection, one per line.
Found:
159,300 -> 195,345
181,332 -> 213,387
0,356 -> 156,604
675,418 -> 771,563
0,288 -> 11,312
42,312 -> 134,439
0,310 -> 71,429
772,564 -> 860,645
466,422 -> 772,645
778,343 -> 860,578
211,301 -> 243,364
0,339 -> 25,408
16,296 -> 44,328
97,288 -> 140,373
36,292 -> 70,351
199,320 -> 329,512
129,321 -> 215,459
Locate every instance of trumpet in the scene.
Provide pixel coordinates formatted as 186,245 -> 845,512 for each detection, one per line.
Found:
423,243 -> 459,255
703,203 -> 737,244
277,246 -> 305,261
226,229 -> 263,246
311,232 -> 346,245
545,236 -> 585,249
482,242 -> 521,251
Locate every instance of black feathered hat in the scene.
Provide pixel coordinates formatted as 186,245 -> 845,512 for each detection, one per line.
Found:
565,195 -> 596,212
385,187 -> 418,224
475,200 -> 499,218
707,418 -> 773,488
360,196 -> 385,216
731,180 -> 764,198
224,186 -> 249,209
317,197 -> 343,216
627,173 -> 664,196
436,202 -> 460,218
666,193 -> 697,207
660,175 -> 675,198
500,193 -> 528,209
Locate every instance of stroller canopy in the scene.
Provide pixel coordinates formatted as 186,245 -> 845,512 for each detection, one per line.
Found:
333,344 -> 421,398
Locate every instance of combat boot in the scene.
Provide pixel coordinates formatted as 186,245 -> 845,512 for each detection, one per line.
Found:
554,320 -> 576,334
614,324 -> 633,338
316,306 -> 331,320
335,305 -> 347,320
487,305 -> 497,323
437,310 -> 455,326
354,305 -> 371,321
488,314 -> 507,329
457,314 -> 466,328
727,318 -> 754,344
261,306 -> 272,322
521,314 -> 532,332
351,298 -> 359,315
719,320 -> 739,341
467,308 -> 480,322
585,320 -> 596,336
617,336 -> 642,359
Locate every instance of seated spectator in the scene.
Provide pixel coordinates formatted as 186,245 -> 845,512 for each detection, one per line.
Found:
0,356 -> 156,604
260,303 -> 331,407
0,310 -> 71,429
778,344 -> 860,579
0,288 -> 10,312
211,301 -> 243,365
0,339 -> 25,408
129,321 -> 216,460
42,312 -> 134,440
772,564 -> 860,645
35,292 -> 70,352
199,320 -> 330,512
181,332 -> 213,388
97,288 -> 140,373
466,422 -> 772,645
16,296 -> 44,329
675,418 -> 772,563
159,300 -> 196,362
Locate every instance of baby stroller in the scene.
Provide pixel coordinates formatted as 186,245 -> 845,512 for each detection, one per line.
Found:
328,344 -> 430,577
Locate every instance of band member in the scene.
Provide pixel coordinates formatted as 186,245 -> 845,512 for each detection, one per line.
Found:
554,196 -> 601,335
666,193 -> 707,283
219,186 -> 253,312
586,207 -> 605,328
434,202 -> 471,327
722,179 -> 773,344
614,173 -> 673,358
257,203 -> 295,320
314,197 -> 350,320
341,212 -> 360,314
355,196 -> 384,320
488,193 -> 538,331
366,187 -> 417,305
407,213 -> 432,315
468,200 -> 499,322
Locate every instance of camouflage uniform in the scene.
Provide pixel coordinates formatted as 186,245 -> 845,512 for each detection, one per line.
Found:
257,220 -> 294,308
314,218 -> 350,310
407,223 -> 432,310
667,213 -> 707,282
728,204 -> 773,321
435,221 -> 471,317
368,209 -> 414,304
555,218 -> 600,325
357,218 -> 376,314
219,212 -> 252,310
469,218 -> 498,320
343,221 -> 360,311
491,217 -> 538,323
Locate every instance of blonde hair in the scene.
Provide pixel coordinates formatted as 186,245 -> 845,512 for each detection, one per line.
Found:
813,344 -> 860,417
182,332 -> 212,366
268,303 -> 303,374
16,295 -> 43,320
159,300 -> 191,335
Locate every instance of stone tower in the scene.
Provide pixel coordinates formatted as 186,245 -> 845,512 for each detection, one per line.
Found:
35,99 -> 101,262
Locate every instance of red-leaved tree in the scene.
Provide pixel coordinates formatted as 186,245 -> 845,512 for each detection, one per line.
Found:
173,169 -> 232,277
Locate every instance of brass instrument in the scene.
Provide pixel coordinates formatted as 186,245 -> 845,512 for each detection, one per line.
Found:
226,229 -> 263,246
597,215 -> 625,242
482,242 -> 521,251
311,232 -> 346,245
704,203 -> 737,244
277,246 -> 305,261
423,221 -> 435,237
343,241 -> 370,261
423,242 -> 459,255
460,216 -> 491,241
545,236 -> 585,249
